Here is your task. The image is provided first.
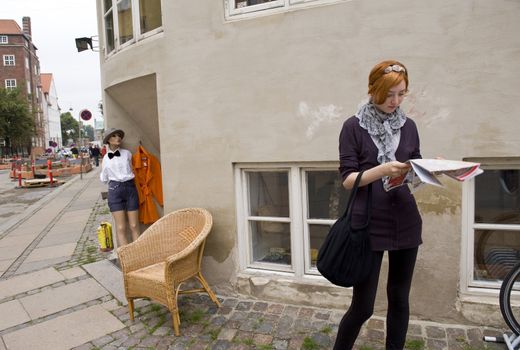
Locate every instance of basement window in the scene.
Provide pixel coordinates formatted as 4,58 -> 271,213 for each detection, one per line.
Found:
235,163 -> 348,277
461,157 -> 520,291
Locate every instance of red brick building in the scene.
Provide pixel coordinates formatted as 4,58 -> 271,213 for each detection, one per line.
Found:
0,17 -> 45,155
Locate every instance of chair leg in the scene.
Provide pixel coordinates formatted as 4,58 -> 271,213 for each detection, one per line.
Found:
172,310 -> 180,336
197,273 -> 221,307
169,286 -> 182,336
128,298 -> 135,320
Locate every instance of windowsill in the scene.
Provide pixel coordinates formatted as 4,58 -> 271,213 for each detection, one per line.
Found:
236,269 -> 351,309
238,268 -> 342,287
104,30 -> 164,61
459,289 -> 500,306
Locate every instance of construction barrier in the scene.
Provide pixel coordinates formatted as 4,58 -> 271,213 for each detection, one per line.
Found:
47,159 -> 54,187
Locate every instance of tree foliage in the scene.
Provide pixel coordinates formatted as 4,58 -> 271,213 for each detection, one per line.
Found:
84,125 -> 94,141
0,88 -> 35,151
60,111 -> 79,144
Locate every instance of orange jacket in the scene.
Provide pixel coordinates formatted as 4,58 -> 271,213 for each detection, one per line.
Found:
132,145 -> 164,224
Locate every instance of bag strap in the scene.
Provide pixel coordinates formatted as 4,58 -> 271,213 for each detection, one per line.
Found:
341,171 -> 372,227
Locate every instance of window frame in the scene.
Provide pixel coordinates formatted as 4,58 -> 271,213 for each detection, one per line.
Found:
103,0 -> 163,56
3,55 -> 15,66
5,79 -> 16,89
227,0 -> 284,17
301,167 -> 342,275
0,36 -> 7,44
225,0 -> 349,20
461,157 -> 520,293
138,0 -> 163,39
115,0 -> 136,50
235,162 -> 341,280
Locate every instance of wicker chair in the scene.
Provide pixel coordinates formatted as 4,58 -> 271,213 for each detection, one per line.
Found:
117,208 -> 221,336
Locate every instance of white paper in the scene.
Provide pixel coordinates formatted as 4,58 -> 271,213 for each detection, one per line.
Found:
384,159 -> 484,192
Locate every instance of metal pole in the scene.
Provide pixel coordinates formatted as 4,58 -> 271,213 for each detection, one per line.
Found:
78,112 -> 83,180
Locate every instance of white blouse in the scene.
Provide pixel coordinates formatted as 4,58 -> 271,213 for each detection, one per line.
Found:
99,148 -> 135,183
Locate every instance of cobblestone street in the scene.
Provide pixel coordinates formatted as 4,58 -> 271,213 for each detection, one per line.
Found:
0,168 -> 510,350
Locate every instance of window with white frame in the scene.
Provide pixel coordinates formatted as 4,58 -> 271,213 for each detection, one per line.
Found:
463,158 -> 520,290
3,55 -> 15,66
117,0 -> 134,45
225,0 -> 347,19
103,0 -> 162,55
139,0 -> 162,34
5,79 -> 16,90
235,163 -> 348,276
0,35 -> 7,44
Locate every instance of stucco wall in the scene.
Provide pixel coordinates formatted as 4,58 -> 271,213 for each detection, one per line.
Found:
97,0 -> 520,325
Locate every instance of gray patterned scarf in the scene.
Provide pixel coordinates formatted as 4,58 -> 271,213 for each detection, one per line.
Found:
355,101 -> 407,165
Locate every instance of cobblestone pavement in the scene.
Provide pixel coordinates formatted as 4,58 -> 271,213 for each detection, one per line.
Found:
0,169 -> 509,350
62,196 -> 508,350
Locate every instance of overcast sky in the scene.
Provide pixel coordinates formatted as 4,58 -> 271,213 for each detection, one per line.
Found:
4,0 -> 101,127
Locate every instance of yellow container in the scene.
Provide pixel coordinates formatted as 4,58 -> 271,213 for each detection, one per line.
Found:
97,222 -> 113,252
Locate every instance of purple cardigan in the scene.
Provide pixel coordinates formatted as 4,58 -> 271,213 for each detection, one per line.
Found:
339,115 -> 422,251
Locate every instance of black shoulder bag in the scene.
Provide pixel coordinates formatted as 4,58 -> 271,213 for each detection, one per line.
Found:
316,171 -> 373,288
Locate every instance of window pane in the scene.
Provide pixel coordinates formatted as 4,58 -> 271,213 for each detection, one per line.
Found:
235,0 -> 276,8
104,0 -> 113,12
105,12 -> 115,52
475,169 -> 520,224
309,224 -> 330,268
307,171 -> 349,219
118,0 -> 134,45
251,221 -> 291,265
139,0 -> 162,34
248,171 -> 289,217
474,229 -> 520,281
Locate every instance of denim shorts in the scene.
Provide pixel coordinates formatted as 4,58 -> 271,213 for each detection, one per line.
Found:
107,179 -> 139,212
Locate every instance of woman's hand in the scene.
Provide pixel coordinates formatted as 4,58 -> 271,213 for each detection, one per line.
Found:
343,161 -> 411,190
383,161 -> 411,178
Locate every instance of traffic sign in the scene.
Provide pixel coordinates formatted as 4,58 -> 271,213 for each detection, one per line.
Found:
80,109 -> 92,121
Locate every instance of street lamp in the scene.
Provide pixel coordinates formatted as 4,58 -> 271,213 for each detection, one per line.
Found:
75,36 -> 99,52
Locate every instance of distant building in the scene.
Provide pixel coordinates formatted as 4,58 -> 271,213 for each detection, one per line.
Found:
94,117 -> 104,144
40,73 -> 62,148
0,17 -> 45,154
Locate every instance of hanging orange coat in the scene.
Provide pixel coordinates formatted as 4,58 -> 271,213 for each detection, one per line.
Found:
132,145 -> 164,224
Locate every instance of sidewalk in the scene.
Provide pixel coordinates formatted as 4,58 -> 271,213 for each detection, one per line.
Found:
0,167 -> 508,350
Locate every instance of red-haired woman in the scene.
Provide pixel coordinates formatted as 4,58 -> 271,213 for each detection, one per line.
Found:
334,60 -> 422,349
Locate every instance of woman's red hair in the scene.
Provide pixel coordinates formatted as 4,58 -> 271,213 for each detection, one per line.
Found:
368,60 -> 409,104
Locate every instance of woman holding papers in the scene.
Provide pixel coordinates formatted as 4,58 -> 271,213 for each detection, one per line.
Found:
334,60 -> 422,350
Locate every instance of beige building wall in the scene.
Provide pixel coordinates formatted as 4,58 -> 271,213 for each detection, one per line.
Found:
97,0 -> 520,326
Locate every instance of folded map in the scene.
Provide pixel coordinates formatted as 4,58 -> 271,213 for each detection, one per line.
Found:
384,159 -> 483,192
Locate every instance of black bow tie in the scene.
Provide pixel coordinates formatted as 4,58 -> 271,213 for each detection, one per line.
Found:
108,150 -> 121,159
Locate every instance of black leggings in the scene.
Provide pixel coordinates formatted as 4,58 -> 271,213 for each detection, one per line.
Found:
333,247 -> 418,350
